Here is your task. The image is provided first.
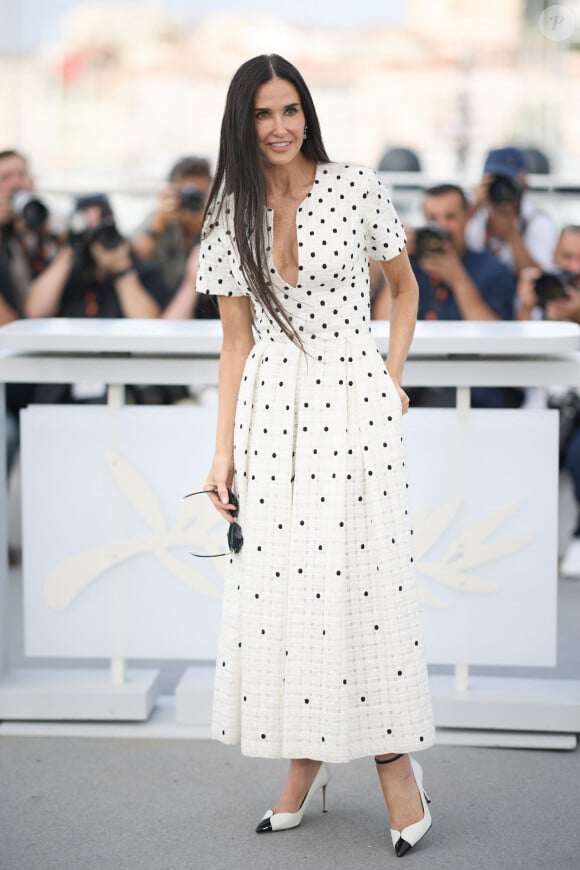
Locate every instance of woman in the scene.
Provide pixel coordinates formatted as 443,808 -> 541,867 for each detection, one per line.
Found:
196,54 -> 435,858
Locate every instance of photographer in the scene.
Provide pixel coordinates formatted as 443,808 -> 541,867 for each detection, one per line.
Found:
0,149 -> 58,307
466,147 -> 558,275
517,226 -> 580,577
25,194 -> 162,322
517,226 -> 580,323
408,183 -> 519,407
132,156 -> 213,309
23,195 -> 163,405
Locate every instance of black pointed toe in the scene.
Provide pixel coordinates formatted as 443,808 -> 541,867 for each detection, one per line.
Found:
387,756 -> 432,856
395,837 -> 412,857
254,763 -> 330,833
255,816 -> 273,833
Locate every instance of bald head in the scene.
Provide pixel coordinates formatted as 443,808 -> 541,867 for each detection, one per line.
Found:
555,226 -> 580,275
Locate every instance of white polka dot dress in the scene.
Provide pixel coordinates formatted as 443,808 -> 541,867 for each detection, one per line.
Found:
196,163 -> 434,762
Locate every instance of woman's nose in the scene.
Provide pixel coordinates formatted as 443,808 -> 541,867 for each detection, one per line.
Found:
271,114 -> 287,134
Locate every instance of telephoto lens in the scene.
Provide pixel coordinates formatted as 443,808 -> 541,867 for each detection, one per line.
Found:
11,191 -> 49,228
91,220 -> 124,249
487,175 -> 520,204
179,186 -> 205,212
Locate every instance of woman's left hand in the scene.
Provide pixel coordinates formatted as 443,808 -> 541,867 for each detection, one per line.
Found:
394,380 -> 410,414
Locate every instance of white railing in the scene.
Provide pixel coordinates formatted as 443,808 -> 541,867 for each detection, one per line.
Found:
0,319 -> 579,746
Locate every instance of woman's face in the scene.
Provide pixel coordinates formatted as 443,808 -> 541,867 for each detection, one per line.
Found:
253,77 -> 306,167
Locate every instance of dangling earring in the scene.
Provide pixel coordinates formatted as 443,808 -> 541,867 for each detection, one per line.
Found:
303,125 -> 308,140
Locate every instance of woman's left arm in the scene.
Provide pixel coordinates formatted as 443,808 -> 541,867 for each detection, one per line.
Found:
380,250 -> 418,412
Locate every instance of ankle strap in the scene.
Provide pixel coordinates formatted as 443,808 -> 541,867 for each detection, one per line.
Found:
375,753 -> 405,765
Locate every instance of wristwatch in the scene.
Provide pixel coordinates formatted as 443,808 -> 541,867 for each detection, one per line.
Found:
110,266 -> 137,281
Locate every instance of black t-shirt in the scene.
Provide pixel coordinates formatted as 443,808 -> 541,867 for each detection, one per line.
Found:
59,256 -> 165,318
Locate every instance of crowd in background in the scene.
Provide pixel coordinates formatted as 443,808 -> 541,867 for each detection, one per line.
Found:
0,145 -> 579,575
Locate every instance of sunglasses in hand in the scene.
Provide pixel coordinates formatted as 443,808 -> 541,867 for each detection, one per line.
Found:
182,487 -> 244,557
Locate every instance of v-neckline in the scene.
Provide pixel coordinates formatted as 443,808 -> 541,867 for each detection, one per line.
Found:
266,163 -> 320,291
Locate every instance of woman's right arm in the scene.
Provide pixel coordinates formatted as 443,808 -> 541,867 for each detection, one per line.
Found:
204,294 -> 254,519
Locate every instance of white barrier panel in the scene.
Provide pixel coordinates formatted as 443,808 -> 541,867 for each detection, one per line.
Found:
21,405 -> 558,667
22,406 -> 226,660
406,408 -> 558,667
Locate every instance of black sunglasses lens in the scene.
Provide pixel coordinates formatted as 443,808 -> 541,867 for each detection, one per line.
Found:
228,522 -> 244,554
185,488 -> 243,558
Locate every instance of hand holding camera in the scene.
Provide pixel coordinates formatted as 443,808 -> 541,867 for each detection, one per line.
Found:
67,196 -> 129,275
414,225 -> 463,285
90,238 -> 132,277
516,266 -> 542,314
477,173 -> 522,240
149,182 -> 205,237
518,264 -> 580,320
543,282 -> 580,323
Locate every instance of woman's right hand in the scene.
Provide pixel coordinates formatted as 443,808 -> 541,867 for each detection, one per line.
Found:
203,455 -> 237,523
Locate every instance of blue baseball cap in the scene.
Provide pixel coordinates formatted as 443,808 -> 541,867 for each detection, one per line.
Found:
483,147 -> 528,178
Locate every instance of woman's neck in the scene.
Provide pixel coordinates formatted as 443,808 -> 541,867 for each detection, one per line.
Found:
263,155 -> 316,201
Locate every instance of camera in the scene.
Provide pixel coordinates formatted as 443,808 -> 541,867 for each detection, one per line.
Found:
414,224 -> 450,259
178,185 -> 205,213
68,194 -> 124,252
534,270 -> 579,307
487,175 -> 520,205
91,220 -> 124,249
11,190 -> 49,228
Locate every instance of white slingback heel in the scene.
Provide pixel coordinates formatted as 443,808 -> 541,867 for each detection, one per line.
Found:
255,762 -> 329,833
375,753 -> 432,858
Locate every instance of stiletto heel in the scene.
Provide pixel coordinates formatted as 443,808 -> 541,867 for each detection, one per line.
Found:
255,762 -> 330,833
385,756 -> 432,858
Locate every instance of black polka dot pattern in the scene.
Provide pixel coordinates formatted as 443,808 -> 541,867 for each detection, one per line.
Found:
201,163 -> 434,762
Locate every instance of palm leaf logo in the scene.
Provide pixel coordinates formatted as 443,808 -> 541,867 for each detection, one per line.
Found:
414,499 -> 534,608
43,450 -> 223,610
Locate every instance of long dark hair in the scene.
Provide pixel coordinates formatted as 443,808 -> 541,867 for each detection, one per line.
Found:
204,54 -> 330,345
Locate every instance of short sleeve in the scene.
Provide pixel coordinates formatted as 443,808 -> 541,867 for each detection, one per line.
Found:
363,170 -> 407,261
195,209 -> 249,298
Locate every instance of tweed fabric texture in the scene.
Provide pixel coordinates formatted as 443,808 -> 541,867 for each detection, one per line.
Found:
197,163 -> 434,762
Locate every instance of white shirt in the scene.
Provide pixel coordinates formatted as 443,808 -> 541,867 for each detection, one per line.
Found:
465,194 -> 559,272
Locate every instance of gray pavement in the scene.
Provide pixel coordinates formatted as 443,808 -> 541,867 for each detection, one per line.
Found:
1,480 -> 579,870
1,736 -> 579,870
